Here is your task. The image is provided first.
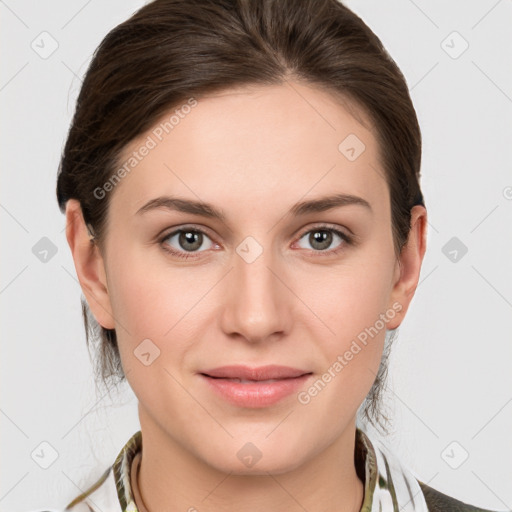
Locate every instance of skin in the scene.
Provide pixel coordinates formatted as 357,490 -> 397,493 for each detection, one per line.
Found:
65,80 -> 427,512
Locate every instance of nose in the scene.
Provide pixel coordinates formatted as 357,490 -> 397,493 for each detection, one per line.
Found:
219,240 -> 292,344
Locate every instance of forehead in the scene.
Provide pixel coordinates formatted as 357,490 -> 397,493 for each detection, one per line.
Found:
110,81 -> 387,216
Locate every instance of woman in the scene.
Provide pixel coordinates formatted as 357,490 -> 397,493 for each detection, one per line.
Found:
54,0 -> 505,511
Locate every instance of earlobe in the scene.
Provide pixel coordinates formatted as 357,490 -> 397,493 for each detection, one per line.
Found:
65,199 -> 116,330
386,205 -> 428,330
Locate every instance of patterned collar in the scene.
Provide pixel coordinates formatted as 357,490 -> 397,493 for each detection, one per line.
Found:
64,428 -> 430,512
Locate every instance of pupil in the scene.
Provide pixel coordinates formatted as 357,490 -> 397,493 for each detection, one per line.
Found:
311,230 -> 331,250
180,231 -> 201,251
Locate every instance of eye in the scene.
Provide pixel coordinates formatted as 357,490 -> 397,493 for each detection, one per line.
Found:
159,227 -> 216,259
158,224 -> 354,260
295,225 -> 353,255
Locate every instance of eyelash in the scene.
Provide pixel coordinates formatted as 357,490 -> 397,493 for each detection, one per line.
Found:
158,224 -> 354,260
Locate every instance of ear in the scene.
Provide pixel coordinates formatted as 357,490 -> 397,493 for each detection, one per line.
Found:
65,199 -> 116,330
386,205 -> 428,330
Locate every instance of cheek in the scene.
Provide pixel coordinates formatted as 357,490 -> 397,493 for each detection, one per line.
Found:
297,261 -> 390,420
293,239 -> 395,401
106,259 -> 200,409
105,247 -> 196,360
300,250 -> 395,339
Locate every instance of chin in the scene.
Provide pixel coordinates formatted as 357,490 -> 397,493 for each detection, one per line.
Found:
199,440 -> 307,476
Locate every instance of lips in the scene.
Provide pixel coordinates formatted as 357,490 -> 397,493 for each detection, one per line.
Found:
199,365 -> 313,408
200,365 -> 310,381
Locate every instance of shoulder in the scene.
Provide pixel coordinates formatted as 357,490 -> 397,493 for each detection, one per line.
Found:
418,480 -> 509,512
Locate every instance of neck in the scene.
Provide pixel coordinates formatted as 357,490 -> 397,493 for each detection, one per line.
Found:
135,409 -> 365,512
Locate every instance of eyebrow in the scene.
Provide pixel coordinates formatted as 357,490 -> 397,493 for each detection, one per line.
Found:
135,193 -> 372,221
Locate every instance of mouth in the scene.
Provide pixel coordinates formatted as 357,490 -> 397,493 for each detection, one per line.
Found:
200,364 -> 311,381
205,377 -> 291,384
198,365 -> 313,408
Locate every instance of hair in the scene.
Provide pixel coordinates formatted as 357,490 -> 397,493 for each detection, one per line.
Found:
56,0 -> 425,436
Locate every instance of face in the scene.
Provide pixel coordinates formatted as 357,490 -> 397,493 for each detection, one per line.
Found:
67,81 -> 426,474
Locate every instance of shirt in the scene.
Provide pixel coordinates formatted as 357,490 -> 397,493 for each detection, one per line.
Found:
60,428 -> 503,512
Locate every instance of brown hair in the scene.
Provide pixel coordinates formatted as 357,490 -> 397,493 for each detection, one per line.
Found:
56,0 -> 424,435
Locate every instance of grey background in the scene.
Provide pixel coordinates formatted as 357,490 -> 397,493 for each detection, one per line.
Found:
1,0 -> 511,510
